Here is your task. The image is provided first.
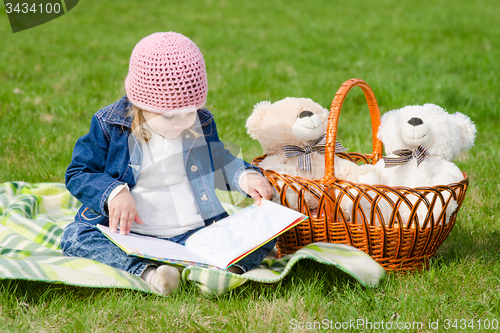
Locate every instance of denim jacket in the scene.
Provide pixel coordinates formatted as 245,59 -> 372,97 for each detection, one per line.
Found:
66,96 -> 259,227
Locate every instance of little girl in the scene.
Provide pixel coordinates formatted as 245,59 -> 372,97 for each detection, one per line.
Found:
61,32 -> 275,295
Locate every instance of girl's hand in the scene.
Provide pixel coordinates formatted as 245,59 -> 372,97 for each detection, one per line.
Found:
108,188 -> 144,235
240,173 -> 273,206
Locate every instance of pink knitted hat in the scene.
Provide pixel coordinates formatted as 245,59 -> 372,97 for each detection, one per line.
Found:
125,32 -> 207,115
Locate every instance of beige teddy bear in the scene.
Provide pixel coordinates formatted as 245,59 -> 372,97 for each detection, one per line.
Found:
246,97 -> 369,210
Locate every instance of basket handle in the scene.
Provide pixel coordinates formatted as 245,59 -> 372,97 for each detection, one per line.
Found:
323,78 -> 383,182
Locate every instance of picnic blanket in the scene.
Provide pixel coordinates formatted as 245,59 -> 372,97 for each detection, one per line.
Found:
0,182 -> 386,296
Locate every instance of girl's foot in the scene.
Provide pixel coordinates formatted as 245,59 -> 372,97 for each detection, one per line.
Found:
141,265 -> 180,295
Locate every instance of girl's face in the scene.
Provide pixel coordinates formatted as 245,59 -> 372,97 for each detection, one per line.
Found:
142,110 -> 197,139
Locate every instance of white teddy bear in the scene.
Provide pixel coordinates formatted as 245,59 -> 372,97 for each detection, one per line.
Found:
361,103 -> 476,186
355,103 -> 476,226
246,97 -> 369,211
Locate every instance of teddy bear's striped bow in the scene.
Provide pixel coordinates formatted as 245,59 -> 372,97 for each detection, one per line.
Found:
383,144 -> 430,168
283,133 -> 348,172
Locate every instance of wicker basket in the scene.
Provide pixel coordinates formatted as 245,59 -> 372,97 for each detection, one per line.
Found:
252,78 -> 469,271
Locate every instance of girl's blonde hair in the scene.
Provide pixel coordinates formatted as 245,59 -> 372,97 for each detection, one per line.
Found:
127,105 -> 153,142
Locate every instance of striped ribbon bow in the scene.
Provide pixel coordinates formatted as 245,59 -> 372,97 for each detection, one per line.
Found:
283,133 -> 348,172
383,144 -> 430,168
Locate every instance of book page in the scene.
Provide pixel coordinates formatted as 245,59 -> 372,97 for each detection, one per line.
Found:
184,200 -> 307,268
97,225 -> 218,268
97,200 -> 307,269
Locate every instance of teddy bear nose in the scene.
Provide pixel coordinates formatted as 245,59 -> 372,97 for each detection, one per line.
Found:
408,117 -> 423,126
298,111 -> 314,118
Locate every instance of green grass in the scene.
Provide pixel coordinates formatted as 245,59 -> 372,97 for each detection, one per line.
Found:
1,0 -> 500,331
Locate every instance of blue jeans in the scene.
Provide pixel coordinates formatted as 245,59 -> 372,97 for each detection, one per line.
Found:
61,221 -> 277,276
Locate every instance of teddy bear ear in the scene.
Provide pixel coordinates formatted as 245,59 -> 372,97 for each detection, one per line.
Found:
452,112 -> 477,150
246,101 -> 271,139
422,103 -> 445,113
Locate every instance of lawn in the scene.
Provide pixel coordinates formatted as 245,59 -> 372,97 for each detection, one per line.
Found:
1,0 -> 499,331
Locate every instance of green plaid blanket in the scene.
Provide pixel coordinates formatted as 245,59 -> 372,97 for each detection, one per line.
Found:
0,182 -> 386,296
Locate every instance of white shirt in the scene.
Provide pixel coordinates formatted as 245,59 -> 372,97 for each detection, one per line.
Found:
128,131 -> 204,237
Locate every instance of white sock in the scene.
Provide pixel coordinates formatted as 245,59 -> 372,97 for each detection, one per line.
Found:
141,265 -> 180,295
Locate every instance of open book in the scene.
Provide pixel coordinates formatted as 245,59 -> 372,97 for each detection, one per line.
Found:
97,200 -> 308,270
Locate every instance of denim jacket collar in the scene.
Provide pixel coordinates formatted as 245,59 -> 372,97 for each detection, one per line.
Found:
104,96 -> 134,128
